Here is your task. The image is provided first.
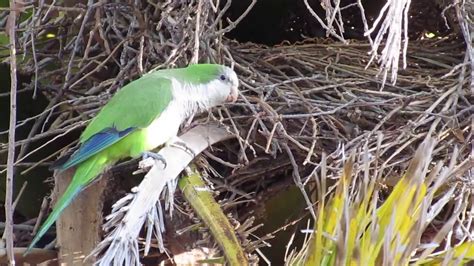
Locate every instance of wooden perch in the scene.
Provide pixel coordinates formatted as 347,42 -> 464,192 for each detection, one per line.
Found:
91,124 -> 234,265
54,168 -> 108,265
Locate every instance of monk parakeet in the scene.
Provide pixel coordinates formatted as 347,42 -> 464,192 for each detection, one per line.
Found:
27,63 -> 239,251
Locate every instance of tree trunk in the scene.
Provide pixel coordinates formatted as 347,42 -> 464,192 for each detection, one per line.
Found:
53,169 -> 107,265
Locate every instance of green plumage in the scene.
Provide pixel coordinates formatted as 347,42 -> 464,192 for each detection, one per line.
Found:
27,64 -> 228,252
152,63 -> 221,86
81,63 -> 221,142
80,76 -> 173,142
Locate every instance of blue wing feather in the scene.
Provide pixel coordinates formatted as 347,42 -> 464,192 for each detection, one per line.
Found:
57,127 -> 135,170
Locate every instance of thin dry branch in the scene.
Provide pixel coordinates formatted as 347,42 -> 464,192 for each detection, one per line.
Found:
302,0 -> 347,43
2,1 -> 18,264
365,0 -> 411,87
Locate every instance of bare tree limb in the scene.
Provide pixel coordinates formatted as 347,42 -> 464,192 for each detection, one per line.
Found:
2,0 -> 18,264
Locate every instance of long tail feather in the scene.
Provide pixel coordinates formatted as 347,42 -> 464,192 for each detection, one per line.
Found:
26,155 -> 109,253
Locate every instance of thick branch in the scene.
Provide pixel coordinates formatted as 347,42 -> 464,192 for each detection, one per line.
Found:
92,124 -> 234,265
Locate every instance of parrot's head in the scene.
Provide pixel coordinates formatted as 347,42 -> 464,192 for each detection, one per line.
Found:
178,64 -> 239,109
219,67 -> 239,103
214,65 -> 239,104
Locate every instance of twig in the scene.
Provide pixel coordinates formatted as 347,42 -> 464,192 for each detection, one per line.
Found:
365,0 -> 411,87
32,197 -> 49,236
11,181 -> 27,211
0,223 -> 35,232
302,0 -> 347,43
191,0 -> 202,64
214,0 -> 257,36
3,0 -> 18,264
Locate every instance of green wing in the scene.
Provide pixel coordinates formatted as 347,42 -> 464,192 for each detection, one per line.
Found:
80,73 -> 174,142
54,74 -> 174,169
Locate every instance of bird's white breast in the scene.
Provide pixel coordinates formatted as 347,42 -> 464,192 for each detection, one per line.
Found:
144,101 -> 187,150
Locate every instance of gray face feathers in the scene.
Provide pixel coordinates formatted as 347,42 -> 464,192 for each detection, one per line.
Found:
216,66 -> 239,103
167,64 -> 240,109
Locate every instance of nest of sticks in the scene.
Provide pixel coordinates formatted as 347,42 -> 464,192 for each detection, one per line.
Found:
0,0 -> 472,263
224,37 -> 471,184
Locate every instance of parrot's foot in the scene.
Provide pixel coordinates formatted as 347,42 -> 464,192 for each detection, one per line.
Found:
142,151 -> 167,168
167,138 -> 196,158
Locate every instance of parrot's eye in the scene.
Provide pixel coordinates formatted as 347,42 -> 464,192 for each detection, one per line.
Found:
219,74 -> 226,81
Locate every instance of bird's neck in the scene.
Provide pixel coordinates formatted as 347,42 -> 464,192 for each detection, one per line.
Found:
171,79 -> 222,117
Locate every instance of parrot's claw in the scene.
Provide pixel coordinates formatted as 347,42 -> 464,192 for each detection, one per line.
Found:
141,151 -> 167,168
169,140 -> 196,158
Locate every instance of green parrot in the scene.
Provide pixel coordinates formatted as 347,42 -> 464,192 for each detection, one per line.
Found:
27,63 -> 239,251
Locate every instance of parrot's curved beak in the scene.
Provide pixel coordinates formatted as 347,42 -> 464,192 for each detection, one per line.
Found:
226,86 -> 239,103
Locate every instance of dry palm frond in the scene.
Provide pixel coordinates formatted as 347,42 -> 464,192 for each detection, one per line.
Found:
89,124 -> 233,265
286,138 -> 473,266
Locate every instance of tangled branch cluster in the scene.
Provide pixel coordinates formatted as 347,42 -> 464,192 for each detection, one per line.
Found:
0,0 -> 472,263
215,39 -> 471,192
